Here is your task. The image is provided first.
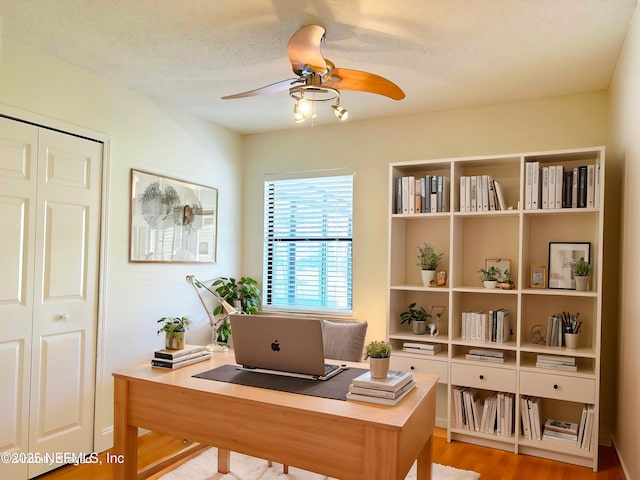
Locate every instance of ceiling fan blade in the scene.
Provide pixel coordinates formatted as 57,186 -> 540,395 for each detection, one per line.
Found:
221,78 -> 301,99
287,25 -> 327,75
329,68 -> 405,100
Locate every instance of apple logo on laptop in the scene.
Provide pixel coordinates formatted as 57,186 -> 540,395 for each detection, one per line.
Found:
271,340 -> 280,352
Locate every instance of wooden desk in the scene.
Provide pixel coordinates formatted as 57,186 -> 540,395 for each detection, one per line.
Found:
113,351 -> 437,480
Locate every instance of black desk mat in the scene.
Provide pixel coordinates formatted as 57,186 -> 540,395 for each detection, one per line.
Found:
193,364 -> 368,401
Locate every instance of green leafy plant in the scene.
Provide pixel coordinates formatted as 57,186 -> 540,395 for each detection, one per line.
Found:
211,277 -> 261,315
501,269 -> 514,285
571,257 -> 593,277
479,266 -> 501,282
156,316 -> 191,339
365,340 -> 392,359
400,302 -> 431,325
416,243 -> 443,270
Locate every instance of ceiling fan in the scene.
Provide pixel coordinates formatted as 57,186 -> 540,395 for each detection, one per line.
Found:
221,25 -> 405,123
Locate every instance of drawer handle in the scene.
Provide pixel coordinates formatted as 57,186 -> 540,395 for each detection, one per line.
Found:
410,366 -> 415,370
553,384 -> 559,389
479,375 -> 484,380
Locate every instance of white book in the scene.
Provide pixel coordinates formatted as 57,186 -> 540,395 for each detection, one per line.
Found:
594,164 -> 601,208
430,176 -> 438,213
531,161 -> 540,209
555,165 -> 564,208
541,166 -> 549,209
525,162 -> 533,209
346,383 -> 415,406
407,176 -> 415,214
493,179 -> 506,210
470,175 -> 477,211
465,175 -> 472,211
577,405 -> 588,447
520,395 -> 531,439
415,178 -> 422,213
460,176 -> 467,212
529,397 -> 542,440
481,175 -> 489,211
548,165 -> 556,209
587,164 -> 595,208
401,176 -> 409,214
488,177 -> 496,211
475,175 -> 483,212
582,404 -> 595,450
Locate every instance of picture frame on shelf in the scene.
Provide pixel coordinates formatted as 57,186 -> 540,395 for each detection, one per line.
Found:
530,265 -> 547,288
485,258 -> 511,277
548,242 -> 590,289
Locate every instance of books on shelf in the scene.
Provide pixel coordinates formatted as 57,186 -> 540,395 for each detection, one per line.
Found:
459,174 -> 506,212
151,344 -> 210,369
465,348 -> 505,363
452,387 -> 514,436
461,309 -> 511,343
402,342 -> 442,355
394,175 -> 450,214
525,161 -> 600,210
346,370 -> 415,406
536,354 -> 577,372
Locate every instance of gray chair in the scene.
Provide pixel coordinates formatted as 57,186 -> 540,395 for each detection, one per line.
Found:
269,319 -> 368,473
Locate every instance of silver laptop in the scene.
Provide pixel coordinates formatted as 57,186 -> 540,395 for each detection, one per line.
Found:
229,314 -> 347,381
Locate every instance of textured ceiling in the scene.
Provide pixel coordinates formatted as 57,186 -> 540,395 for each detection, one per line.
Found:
1,0 -> 637,134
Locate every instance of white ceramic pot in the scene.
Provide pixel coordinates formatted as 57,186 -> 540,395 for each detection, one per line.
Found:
483,280 -> 498,289
574,276 -> 589,291
421,269 -> 437,287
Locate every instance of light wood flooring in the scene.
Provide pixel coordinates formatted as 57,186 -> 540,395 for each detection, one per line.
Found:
36,427 -> 625,480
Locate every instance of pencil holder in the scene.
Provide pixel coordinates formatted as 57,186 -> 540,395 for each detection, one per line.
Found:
564,333 -> 579,349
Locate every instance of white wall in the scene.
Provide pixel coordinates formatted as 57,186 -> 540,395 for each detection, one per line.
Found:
242,92 -> 612,430
608,6 -> 640,479
0,39 -> 244,451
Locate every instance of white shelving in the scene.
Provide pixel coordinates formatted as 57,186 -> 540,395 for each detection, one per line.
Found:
387,147 -> 604,471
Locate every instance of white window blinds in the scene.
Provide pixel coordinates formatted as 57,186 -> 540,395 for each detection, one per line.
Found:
263,171 -> 353,314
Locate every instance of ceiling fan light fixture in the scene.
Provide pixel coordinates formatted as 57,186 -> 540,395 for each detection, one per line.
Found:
293,102 -> 305,123
332,104 -> 348,121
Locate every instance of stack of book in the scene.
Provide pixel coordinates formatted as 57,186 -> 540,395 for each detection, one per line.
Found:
520,396 -> 542,440
459,174 -> 507,212
465,349 -> 505,363
542,418 -> 579,443
402,342 -> 442,355
525,161 -> 601,210
393,175 -> 450,214
452,387 -> 514,436
151,344 -> 211,369
577,404 -> 595,451
346,370 -> 415,406
460,309 -> 511,343
536,354 -> 577,372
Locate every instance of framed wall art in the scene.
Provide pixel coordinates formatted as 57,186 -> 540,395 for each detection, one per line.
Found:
130,169 -> 218,263
530,265 -> 547,289
548,242 -> 590,289
485,258 -> 511,278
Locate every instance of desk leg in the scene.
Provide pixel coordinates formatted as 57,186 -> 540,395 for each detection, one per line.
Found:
217,448 -> 230,473
114,377 -> 138,480
416,434 -> 433,480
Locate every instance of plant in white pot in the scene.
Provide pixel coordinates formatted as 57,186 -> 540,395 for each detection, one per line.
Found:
365,340 -> 392,379
400,302 -> 431,335
416,243 -> 443,287
157,316 -> 191,350
570,257 -> 592,291
478,266 -> 501,289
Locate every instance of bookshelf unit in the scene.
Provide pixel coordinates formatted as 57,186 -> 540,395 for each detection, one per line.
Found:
387,147 -> 604,470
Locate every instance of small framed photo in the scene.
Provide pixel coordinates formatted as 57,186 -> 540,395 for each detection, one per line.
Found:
530,265 -> 547,288
485,258 -> 511,278
436,270 -> 447,286
548,242 -> 590,289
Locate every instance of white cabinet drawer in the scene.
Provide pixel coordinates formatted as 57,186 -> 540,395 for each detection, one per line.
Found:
450,362 -> 516,392
391,354 -> 448,383
520,371 -> 595,403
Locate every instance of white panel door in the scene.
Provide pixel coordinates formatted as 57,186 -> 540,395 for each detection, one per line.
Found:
27,129 -> 102,478
0,118 -> 38,480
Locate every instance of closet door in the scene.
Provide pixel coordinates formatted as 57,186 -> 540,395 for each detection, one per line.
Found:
0,118 -> 38,480
27,129 -> 102,478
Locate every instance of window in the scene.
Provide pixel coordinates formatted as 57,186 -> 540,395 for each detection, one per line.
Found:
263,170 -> 353,314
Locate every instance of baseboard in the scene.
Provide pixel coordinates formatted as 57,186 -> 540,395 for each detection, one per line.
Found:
611,436 -> 631,480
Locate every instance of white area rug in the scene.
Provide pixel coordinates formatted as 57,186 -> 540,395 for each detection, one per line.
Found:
158,447 -> 480,480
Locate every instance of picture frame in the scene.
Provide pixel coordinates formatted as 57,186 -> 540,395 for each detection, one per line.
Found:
548,242 -> 590,289
529,265 -> 547,289
130,169 -> 218,263
485,258 -> 511,279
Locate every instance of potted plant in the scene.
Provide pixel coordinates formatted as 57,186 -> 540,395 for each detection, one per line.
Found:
479,266 -> 501,289
499,269 -> 515,290
400,302 -> 431,335
416,243 -> 444,287
210,276 -> 261,343
571,257 -> 592,291
157,316 -> 191,350
365,340 -> 391,378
